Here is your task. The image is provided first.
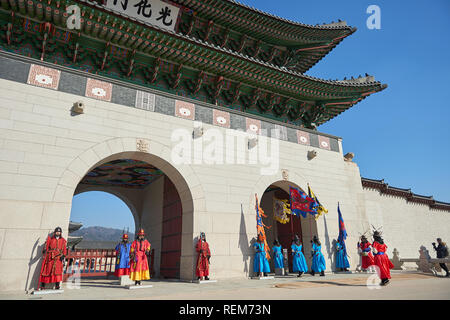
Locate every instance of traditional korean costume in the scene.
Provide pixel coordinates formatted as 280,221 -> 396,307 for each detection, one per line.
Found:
373,241 -> 394,281
335,241 -> 350,270
311,241 -> 326,274
130,229 -> 151,283
272,245 -> 284,269
115,235 -> 131,277
291,243 -> 308,273
359,240 -> 375,270
196,232 -> 211,279
39,227 -> 67,288
253,241 -> 270,274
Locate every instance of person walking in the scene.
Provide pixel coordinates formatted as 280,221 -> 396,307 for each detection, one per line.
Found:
432,238 -> 449,277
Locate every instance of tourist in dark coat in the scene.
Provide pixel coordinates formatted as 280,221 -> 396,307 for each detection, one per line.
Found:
432,238 -> 449,277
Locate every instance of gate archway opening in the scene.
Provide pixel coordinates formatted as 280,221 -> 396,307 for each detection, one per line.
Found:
67,155 -> 192,280
260,180 -> 318,272
70,190 -> 136,249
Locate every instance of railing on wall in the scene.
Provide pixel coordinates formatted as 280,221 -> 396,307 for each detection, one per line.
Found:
63,248 -> 155,282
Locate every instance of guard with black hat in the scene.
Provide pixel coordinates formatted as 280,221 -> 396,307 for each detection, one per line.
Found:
38,227 -> 67,290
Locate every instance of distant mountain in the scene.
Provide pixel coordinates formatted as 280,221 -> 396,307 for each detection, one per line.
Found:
71,226 -> 135,242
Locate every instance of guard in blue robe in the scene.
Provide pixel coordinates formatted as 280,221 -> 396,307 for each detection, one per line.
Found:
311,235 -> 326,276
335,240 -> 350,271
114,234 -> 131,277
253,235 -> 270,276
272,239 -> 284,270
291,235 -> 308,277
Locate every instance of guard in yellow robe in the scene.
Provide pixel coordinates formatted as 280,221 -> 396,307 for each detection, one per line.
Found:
129,229 -> 151,285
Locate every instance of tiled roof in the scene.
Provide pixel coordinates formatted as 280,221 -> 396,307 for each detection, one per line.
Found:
78,0 -> 385,90
361,177 -> 450,211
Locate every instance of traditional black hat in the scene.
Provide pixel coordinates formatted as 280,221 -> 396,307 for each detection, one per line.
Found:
371,225 -> 383,236
54,227 -> 62,233
312,235 -> 321,245
372,230 -> 384,244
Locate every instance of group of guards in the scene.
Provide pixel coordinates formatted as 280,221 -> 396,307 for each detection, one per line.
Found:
254,230 -> 399,286
39,227 -> 448,290
38,228 -> 211,290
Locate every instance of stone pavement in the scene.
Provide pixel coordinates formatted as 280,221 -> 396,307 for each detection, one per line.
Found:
1,271 -> 449,300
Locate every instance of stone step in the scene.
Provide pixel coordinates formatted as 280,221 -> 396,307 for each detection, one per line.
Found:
196,280 -> 218,284
250,276 -> 275,280
32,289 -> 64,295
126,284 -> 153,290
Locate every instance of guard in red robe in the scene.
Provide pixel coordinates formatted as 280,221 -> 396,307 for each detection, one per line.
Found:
358,235 -> 375,271
129,229 -> 151,285
39,227 -> 67,290
196,232 -> 211,280
372,231 -> 394,286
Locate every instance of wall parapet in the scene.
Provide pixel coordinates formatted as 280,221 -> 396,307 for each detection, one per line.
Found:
361,177 -> 450,212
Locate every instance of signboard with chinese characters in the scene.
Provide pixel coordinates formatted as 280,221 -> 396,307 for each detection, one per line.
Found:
106,0 -> 180,32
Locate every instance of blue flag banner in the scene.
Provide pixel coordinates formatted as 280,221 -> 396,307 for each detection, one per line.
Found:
337,203 -> 348,256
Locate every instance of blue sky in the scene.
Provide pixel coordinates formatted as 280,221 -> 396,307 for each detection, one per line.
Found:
238,0 -> 450,200
71,191 -> 136,232
70,0 -> 450,231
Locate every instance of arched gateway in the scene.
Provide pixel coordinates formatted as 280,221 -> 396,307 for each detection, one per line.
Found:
73,158 -> 191,279
57,138 -> 202,281
259,180 -> 318,273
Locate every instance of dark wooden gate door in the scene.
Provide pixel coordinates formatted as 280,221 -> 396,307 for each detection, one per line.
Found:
276,214 -> 302,273
160,176 -> 182,278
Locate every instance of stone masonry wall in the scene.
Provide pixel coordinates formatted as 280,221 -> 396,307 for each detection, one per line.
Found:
0,54 -> 448,292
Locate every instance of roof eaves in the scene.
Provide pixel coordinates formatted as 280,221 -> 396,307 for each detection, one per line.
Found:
76,0 -> 384,90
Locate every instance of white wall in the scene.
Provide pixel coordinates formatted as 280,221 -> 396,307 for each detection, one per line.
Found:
363,188 -> 450,259
1,77 -> 449,292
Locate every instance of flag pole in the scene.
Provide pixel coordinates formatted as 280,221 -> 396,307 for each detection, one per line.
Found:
288,187 -> 293,238
290,209 -> 294,236
307,183 -> 313,237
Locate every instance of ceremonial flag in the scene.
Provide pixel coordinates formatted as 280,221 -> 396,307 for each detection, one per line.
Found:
255,194 -> 271,260
308,185 -> 328,221
337,203 -> 348,256
289,186 -> 316,218
273,198 -> 291,224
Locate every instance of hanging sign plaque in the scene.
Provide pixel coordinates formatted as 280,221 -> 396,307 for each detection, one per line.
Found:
106,0 -> 180,32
